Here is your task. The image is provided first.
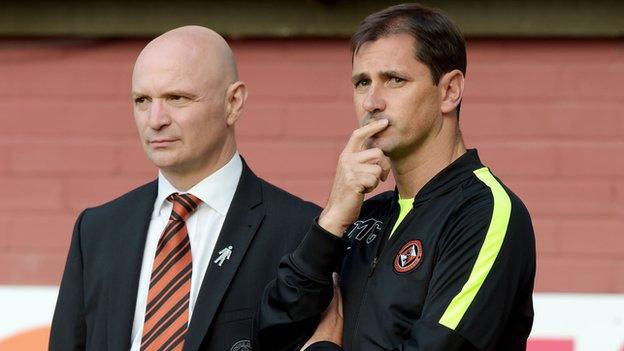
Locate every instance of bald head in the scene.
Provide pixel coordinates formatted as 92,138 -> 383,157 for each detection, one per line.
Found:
134,25 -> 238,90
131,26 -> 248,190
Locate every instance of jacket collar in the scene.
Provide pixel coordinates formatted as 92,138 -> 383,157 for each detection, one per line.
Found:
406,149 -> 484,204
183,157 -> 265,351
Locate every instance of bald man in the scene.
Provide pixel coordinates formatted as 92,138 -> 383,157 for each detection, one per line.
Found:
50,26 -> 320,351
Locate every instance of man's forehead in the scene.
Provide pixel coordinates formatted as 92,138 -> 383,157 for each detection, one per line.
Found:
132,63 -> 204,94
352,35 -> 419,73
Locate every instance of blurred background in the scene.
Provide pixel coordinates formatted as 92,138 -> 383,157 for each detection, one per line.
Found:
0,0 -> 622,350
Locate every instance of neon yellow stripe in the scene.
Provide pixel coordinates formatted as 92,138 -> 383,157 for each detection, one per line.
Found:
390,197 -> 413,238
438,167 -> 511,330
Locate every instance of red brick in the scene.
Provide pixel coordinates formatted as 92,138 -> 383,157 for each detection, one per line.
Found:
0,252 -> 66,285
466,64 -> 559,100
238,63 -> 352,99
0,61 -> 132,98
0,215 -> 9,250
0,40 -> 142,66
614,261 -> 624,292
507,180 -> 613,216
0,177 -> 63,211
0,38 -> 622,289
0,148 -> 9,176
64,176 -> 153,211
283,101 -> 356,139
269,179 -> 333,206
7,214 -> 75,252
233,39 -> 349,64
533,218 -> 559,255
239,140 -> 339,178
559,220 -> 624,257
0,98 -> 135,137
558,142 -> 624,177
617,185 -> 624,217
117,140 -> 155,175
59,40 -> 144,63
560,63 -> 624,99
535,257 -> 618,293
468,40 -> 623,64
477,142 -> 558,177
9,141 -> 116,175
618,108 -> 624,136
270,175 -> 396,209
461,102 -> 621,138
237,102 -> 285,138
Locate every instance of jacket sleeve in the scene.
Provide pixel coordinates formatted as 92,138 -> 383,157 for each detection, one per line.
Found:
392,188 -> 536,350
254,220 -> 347,351
49,210 -> 88,351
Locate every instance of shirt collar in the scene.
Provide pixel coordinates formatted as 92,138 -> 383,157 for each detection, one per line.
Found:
155,152 -> 243,216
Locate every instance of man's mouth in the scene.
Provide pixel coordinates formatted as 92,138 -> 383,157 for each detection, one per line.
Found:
361,113 -> 391,128
149,139 -> 179,148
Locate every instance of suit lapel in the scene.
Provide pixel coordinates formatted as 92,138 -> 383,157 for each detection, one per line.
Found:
184,161 -> 265,351
107,181 -> 158,350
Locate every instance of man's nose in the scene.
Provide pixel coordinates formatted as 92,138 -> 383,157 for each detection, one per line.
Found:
362,85 -> 386,114
147,99 -> 171,130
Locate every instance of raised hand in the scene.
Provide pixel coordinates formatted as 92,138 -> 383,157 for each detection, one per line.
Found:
319,118 -> 391,236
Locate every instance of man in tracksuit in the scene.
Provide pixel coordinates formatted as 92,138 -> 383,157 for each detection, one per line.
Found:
255,3 -> 536,350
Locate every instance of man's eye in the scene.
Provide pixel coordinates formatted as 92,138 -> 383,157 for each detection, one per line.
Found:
391,77 -> 404,83
355,80 -> 370,88
134,97 -> 148,104
169,95 -> 187,102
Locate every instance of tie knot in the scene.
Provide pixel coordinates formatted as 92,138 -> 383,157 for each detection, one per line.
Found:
167,193 -> 202,222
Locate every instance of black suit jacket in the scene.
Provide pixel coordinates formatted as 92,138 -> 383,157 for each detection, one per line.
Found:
50,160 -> 321,351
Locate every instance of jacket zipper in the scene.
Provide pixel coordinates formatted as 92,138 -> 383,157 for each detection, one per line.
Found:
349,202 -> 398,350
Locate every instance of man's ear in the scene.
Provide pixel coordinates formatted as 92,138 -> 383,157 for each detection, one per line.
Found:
225,81 -> 248,126
439,69 -> 464,115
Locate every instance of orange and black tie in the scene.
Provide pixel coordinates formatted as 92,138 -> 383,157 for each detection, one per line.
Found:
141,193 -> 202,351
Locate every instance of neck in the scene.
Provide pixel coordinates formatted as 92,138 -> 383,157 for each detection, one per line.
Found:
162,140 -> 237,191
393,118 -> 466,199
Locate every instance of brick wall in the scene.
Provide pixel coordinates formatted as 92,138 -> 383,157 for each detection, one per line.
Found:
0,38 -> 622,292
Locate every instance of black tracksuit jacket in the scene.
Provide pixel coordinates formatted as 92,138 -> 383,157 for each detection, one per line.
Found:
255,149 -> 536,350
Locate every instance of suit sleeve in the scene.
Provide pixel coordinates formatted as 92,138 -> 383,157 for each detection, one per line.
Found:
254,220 -> 347,351
392,189 -> 535,350
49,210 -> 88,351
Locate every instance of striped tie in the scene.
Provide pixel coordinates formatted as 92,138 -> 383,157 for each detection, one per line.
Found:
141,193 -> 202,351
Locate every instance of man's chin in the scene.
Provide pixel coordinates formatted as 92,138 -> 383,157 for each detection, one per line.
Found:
365,138 -> 392,154
147,153 -> 180,171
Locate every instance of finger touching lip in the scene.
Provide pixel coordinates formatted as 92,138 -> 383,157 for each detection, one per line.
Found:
360,113 -> 391,128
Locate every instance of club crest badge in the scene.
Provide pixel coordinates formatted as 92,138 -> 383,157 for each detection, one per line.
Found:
393,240 -> 423,273
230,339 -> 251,351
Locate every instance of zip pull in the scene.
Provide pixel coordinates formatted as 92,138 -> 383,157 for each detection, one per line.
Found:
369,257 -> 378,277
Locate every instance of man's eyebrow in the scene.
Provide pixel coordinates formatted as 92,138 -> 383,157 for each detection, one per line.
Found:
379,70 -> 409,79
351,72 -> 369,84
165,89 -> 193,96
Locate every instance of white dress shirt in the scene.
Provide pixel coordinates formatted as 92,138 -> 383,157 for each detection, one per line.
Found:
129,153 -> 243,350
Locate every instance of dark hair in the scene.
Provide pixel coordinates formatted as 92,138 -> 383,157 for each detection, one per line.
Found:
351,3 -> 466,113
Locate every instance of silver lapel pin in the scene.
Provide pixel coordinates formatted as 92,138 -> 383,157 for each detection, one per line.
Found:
214,245 -> 233,267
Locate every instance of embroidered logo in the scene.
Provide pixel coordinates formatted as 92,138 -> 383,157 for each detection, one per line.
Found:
346,218 -> 382,245
230,339 -> 251,351
393,240 -> 423,273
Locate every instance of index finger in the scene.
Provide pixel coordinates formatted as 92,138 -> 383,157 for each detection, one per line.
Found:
345,118 -> 389,152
